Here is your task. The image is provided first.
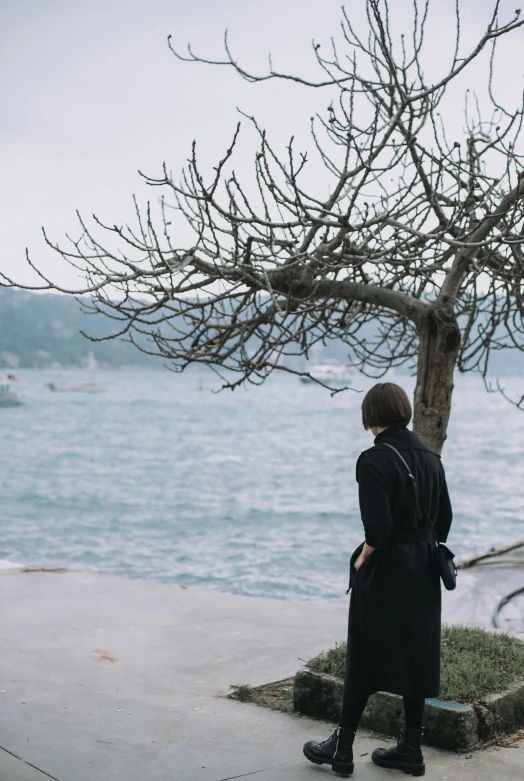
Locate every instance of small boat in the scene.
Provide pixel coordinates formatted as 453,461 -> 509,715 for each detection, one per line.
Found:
47,351 -> 105,393
47,380 -> 104,393
300,361 -> 352,387
0,374 -> 24,407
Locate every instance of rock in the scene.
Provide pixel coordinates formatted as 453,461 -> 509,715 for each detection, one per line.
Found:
293,667 -> 524,751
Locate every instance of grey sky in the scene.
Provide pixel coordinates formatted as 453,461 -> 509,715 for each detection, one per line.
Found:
1,0 -> 522,286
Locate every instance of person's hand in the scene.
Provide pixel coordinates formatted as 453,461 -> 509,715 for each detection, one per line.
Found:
354,543 -> 376,572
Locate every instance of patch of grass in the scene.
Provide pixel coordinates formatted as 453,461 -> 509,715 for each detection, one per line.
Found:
306,626 -> 524,704
440,626 -> 524,702
307,641 -> 347,678
227,678 -> 295,712
228,684 -> 255,702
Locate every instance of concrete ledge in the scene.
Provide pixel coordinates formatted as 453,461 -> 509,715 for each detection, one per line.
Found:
293,667 -> 524,751
479,680 -> 524,741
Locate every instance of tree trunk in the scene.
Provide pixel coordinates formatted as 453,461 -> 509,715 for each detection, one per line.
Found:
413,304 -> 461,454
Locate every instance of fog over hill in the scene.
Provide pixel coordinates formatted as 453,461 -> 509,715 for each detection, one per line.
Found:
0,288 -> 156,369
1,288 -> 523,375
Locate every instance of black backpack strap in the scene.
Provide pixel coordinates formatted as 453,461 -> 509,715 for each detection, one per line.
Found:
381,442 -> 438,543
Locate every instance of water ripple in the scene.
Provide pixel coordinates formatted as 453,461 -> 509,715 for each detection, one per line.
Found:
1,369 -> 523,600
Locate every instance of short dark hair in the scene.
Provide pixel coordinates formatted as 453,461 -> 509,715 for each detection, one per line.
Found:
361,382 -> 412,430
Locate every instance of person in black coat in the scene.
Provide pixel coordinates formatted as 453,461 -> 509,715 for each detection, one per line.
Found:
303,382 -> 452,778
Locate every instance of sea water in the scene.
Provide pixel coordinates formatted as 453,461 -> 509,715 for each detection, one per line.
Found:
1,368 -> 523,600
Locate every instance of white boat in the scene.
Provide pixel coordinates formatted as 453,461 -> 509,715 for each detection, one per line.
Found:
47,380 -> 104,393
0,374 -> 24,407
300,361 -> 352,386
47,351 -> 106,393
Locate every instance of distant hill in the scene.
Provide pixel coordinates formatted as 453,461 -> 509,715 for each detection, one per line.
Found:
0,288 -> 155,368
0,287 -> 522,374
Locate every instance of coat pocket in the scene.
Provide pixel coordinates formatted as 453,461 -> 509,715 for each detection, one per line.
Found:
346,541 -> 365,593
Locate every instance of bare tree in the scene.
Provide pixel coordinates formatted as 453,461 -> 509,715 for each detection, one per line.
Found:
3,0 -> 524,452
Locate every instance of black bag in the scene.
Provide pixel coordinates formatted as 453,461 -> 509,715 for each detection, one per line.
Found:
382,442 -> 457,591
436,543 -> 458,591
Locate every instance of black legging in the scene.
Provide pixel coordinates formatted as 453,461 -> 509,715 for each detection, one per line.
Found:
340,691 -> 425,732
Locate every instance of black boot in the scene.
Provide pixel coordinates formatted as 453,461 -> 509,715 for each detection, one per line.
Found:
371,727 -> 425,776
303,726 -> 355,776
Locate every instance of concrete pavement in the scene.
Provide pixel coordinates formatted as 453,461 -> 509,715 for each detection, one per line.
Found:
0,565 -> 523,781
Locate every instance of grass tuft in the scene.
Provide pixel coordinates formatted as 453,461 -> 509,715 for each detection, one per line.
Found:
227,678 -> 295,712
440,625 -> 524,702
228,684 -> 255,702
307,641 -> 347,678
306,626 -> 524,704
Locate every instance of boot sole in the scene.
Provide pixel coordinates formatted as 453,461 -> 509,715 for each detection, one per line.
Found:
372,752 -> 425,776
302,745 -> 354,777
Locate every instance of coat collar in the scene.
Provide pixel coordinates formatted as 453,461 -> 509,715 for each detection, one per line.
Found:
373,421 -> 438,455
374,421 -> 409,445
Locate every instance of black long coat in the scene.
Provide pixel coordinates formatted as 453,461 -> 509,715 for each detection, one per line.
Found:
345,422 -> 453,698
